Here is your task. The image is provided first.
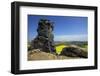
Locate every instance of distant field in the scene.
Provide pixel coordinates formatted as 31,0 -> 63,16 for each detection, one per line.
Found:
55,44 -> 68,54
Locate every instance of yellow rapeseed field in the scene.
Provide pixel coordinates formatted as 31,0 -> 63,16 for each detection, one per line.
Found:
55,45 -> 68,54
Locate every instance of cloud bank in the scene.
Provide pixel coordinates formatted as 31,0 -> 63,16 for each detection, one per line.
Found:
54,35 -> 88,41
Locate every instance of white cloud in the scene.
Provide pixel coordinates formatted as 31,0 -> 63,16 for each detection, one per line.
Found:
54,35 -> 88,41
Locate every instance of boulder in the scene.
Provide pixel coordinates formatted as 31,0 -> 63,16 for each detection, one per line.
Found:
28,49 -> 74,60
60,47 -> 88,58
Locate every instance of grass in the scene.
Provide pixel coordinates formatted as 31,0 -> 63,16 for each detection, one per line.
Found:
81,45 -> 88,48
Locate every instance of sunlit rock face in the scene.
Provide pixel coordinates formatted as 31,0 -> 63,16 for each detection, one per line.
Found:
31,19 -> 55,53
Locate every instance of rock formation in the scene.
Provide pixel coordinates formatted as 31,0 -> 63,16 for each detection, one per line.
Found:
60,46 -> 87,58
31,19 -> 56,53
28,49 -> 73,60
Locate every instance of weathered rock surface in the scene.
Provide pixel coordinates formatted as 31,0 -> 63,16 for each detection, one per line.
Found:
60,46 -> 88,58
28,49 -> 76,60
31,19 -> 55,53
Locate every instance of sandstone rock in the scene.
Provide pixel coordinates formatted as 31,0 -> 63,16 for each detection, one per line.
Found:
60,47 -> 88,58
28,49 -> 74,61
31,19 -> 55,53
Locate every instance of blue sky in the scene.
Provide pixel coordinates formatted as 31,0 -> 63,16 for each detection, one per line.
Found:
28,15 -> 88,42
